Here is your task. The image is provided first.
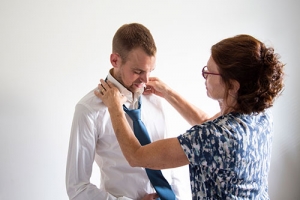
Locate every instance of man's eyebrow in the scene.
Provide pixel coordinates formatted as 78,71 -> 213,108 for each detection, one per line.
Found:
133,67 -> 143,70
132,67 -> 155,72
132,67 -> 145,72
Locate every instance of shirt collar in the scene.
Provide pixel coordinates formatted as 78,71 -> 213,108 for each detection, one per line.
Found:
106,69 -> 144,105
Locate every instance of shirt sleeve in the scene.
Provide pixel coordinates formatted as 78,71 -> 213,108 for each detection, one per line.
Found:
66,104 -> 125,200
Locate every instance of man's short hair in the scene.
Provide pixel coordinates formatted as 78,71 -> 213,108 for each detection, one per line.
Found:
112,23 -> 157,63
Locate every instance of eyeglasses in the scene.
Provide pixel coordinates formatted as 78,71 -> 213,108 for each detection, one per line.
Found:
202,66 -> 221,79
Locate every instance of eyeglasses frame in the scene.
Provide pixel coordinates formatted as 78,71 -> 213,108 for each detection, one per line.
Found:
202,66 -> 221,79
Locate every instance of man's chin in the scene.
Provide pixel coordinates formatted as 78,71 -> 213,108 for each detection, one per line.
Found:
134,83 -> 145,88
130,85 -> 144,93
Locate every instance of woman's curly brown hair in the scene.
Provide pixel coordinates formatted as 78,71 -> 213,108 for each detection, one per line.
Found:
211,34 -> 285,114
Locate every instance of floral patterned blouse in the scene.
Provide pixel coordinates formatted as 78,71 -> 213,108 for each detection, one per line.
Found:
178,111 -> 272,199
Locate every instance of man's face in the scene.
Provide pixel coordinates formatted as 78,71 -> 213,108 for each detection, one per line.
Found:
113,48 -> 156,93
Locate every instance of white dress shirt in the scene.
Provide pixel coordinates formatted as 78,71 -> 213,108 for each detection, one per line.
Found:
66,70 -> 191,200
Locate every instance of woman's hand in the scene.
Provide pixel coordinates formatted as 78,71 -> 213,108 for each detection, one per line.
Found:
143,77 -> 170,98
94,79 -> 127,109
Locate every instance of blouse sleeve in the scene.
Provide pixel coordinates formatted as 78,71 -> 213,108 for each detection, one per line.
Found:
178,122 -> 238,170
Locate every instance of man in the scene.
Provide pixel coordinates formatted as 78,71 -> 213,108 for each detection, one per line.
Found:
66,23 -> 191,200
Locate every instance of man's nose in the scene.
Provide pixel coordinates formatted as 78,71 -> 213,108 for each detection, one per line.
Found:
139,72 -> 150,83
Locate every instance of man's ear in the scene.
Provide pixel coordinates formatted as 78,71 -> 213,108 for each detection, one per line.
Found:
110,53 -> 120,68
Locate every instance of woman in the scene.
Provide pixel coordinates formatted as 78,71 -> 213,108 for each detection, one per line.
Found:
95,34 -> 285,199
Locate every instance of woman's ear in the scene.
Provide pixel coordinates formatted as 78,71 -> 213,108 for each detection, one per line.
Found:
229,79 -> 240,96
110,53 -> 120,68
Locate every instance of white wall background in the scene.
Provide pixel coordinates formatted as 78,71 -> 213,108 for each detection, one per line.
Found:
0,0 -> 299,199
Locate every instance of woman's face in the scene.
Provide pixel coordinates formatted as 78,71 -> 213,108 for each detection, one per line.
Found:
204,56 -> 225,101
